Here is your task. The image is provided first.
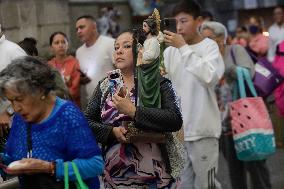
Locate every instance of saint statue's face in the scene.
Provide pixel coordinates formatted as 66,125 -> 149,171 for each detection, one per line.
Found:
143,22 -> 150,35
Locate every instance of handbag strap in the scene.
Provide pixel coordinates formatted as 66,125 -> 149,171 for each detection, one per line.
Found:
234,66 -> 247,100
71,162 -> 89,189
64,162 -> 69,189
64,162 -> 89,189
241,67 -> 258,97
234,67 -> 258,100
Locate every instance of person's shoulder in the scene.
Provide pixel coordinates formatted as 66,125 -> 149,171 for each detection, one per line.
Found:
58,98 -> 82,116
201,37 -> 216,45
232,43 -> 247,51
48,57 -> 56,64
65,55 -> 78,63
99,35 -> 115,43
200,37 -> 219,50
268,23 -> 277,31
76,44 -> 87,53
164,46 -> 178,54
3,38 -> 25,53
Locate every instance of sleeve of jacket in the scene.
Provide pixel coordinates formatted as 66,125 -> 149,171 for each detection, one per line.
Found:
84,81 -> 114,144
134,77 -> 182,132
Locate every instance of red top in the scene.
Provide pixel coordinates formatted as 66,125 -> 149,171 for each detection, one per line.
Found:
48,55 -> 81,107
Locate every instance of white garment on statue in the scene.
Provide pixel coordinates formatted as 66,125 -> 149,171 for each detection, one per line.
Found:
142,36 -> 160,64
0,35 -> 26,71
164,38 -> 224,141
76,35 -> 115,101
267,23 -> 284,62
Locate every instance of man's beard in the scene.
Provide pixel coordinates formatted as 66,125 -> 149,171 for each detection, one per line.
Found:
143,30 -> 150,36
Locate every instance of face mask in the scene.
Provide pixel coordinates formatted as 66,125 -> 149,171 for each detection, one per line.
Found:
249,25 -> 259,34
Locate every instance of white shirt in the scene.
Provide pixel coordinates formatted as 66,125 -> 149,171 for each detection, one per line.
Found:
76,35 -> 115,101
0,34 -> 26,113
0,34 -> 26,71
267,23 -> 284,62
164,38 -> 224,141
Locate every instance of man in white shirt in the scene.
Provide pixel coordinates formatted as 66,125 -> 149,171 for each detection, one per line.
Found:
267,6 -> 284,62
75,15 -> 115,109
163,1 -> 224,189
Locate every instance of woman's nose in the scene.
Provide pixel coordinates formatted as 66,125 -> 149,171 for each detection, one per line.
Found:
116,47 -> 123,54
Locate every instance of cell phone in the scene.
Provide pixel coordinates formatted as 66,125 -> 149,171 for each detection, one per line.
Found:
107,69 -> 124,97
161,18 -> 177,33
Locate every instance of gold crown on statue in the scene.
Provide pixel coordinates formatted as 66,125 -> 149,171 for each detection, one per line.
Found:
147,8 -> 161,32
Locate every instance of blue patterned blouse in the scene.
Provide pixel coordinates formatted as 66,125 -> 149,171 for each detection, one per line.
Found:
5,97 -> 102,188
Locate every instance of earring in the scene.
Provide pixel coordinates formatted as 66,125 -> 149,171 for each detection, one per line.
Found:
40,95 -> 46,100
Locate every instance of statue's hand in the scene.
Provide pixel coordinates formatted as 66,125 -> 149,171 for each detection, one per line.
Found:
136,48 -> 144,66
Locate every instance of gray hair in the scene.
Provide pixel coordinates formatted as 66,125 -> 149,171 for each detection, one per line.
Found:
200,21 -> 228,44
0,56 -> 56,97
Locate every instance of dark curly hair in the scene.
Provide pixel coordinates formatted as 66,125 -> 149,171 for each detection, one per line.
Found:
0,56 -> 56,96
18,37 -> 38,56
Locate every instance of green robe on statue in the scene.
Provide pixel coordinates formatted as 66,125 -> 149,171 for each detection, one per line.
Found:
137,57 -> 161,108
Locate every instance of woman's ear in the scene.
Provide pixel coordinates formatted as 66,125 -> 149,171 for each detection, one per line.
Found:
38,89 -> 47,100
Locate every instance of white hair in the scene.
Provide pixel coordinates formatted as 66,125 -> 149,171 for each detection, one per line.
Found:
200,21 -> 228,44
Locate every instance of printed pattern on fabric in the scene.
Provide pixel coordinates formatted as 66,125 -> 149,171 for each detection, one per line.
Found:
100,82 -> 175,189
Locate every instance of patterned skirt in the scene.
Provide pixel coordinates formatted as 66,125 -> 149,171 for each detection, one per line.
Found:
103,143 -> 176,189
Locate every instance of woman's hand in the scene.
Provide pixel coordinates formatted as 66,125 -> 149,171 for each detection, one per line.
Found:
163,30 -> 186,48
112,126 -> 127,143
6,158 -> 53,175
113,91 -> 136,119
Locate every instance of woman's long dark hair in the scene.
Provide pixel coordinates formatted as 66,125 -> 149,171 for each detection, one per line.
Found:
132,28 -> 146,106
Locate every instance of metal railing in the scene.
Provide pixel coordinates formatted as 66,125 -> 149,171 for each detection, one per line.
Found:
0,178 -> 19,189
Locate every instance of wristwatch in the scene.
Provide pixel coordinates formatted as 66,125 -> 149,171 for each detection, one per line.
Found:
6,106 -> 14,116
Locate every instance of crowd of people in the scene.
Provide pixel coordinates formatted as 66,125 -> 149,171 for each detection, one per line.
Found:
0,0 -> 283,189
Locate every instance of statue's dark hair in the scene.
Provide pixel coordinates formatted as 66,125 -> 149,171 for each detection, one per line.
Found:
143,18 -> 158,36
